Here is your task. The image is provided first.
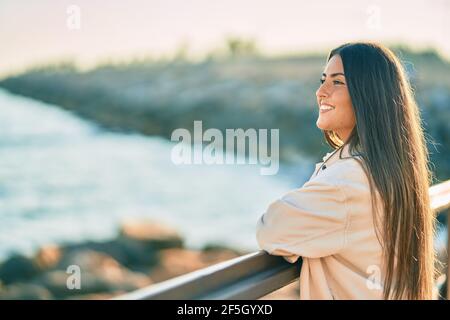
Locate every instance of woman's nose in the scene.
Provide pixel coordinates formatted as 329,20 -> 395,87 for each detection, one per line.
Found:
316,84 -> 328,99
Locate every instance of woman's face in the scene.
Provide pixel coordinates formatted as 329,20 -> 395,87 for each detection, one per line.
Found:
316,54 -> 356,143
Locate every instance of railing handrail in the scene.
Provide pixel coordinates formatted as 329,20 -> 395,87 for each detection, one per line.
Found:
114,251 -> 302,300
115,179 -> 450,300
429,179 -> 450,212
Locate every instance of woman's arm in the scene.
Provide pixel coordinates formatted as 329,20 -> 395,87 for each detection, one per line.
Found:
256,174 -> 350,261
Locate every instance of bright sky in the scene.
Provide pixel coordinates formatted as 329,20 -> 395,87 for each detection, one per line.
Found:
0,0 -> 448,75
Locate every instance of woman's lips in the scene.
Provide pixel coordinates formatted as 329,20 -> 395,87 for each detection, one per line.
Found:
319,103 -> 335,113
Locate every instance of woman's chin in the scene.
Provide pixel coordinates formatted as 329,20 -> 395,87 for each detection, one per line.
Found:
316,120 -> 332,131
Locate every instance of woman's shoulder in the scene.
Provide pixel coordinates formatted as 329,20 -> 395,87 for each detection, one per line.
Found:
314,155 -> 370,188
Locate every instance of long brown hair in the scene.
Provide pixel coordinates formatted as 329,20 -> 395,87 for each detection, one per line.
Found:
323,42 -> 436,299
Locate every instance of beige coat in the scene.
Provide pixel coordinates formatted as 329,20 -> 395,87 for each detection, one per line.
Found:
256,143 -> 385,299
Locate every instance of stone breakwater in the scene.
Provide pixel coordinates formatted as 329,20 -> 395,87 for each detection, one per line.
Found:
0,217 -> 446,299
0,219 -> 265,300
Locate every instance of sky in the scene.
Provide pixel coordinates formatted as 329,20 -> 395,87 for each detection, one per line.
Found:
0,0 -> 448,76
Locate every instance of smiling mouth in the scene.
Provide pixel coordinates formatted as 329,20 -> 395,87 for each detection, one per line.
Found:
319,103 -> 335,112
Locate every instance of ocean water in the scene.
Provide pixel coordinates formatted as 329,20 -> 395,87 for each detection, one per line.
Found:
1,88 -> 446,264
0,89 -> 313,262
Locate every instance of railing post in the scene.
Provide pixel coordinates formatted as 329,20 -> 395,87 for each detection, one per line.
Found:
447,208 -> 450,300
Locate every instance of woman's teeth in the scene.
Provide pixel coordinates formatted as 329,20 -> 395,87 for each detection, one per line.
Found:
320,104 -> 335,112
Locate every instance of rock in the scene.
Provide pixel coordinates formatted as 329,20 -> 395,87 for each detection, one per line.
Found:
0,221 -> 245,299
33,270 -> 111,298
0,255 -> 40,285
34,245 -> 62,270
149,249 -> 204,282
57,249 -> 122,273
0,283 -> 53,300
148,247 -> 241,283
61,239 -> 158,270
54,219 -> 183,271
32,270 -> 73,299
201,243 -> 247,257
35,250 -> 153,299
119,218 -> 184,250
110,237 -> 158,269
199,248 -> 243,265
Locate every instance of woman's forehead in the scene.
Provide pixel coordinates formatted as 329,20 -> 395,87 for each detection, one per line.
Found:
324,55 -> 344,75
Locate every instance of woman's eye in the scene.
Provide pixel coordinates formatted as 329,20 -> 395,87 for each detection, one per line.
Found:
320,79 -> 345,85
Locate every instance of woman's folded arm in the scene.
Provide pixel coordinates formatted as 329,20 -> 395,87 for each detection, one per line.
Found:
256,176 -> 350,261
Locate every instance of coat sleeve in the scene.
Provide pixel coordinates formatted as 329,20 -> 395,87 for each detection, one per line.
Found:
256,176 -> 350,261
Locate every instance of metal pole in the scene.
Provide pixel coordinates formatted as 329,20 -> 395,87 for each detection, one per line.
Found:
447,208 -> 450,300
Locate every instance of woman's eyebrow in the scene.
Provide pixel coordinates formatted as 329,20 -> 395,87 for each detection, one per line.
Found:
322,72 -> 345,77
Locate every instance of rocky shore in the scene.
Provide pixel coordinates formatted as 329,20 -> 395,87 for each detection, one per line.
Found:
0,217 -> 446,299
1,49 -> 449,181
0,219 -> 267,300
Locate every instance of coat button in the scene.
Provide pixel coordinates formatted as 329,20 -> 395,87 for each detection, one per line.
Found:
322,165 -> 327,170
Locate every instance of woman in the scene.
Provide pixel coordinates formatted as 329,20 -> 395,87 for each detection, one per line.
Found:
256,42 -> 436,300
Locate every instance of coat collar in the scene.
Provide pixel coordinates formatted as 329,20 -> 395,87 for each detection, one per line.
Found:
313,143 -> 361,177
322,143 -> 353,163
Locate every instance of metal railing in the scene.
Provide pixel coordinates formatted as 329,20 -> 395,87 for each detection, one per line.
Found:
116,179 -> 450,300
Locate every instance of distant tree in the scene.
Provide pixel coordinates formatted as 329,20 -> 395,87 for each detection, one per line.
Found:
225,36 -> 259,57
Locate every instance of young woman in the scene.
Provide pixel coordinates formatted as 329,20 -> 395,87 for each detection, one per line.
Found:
256,42 -> 436,300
